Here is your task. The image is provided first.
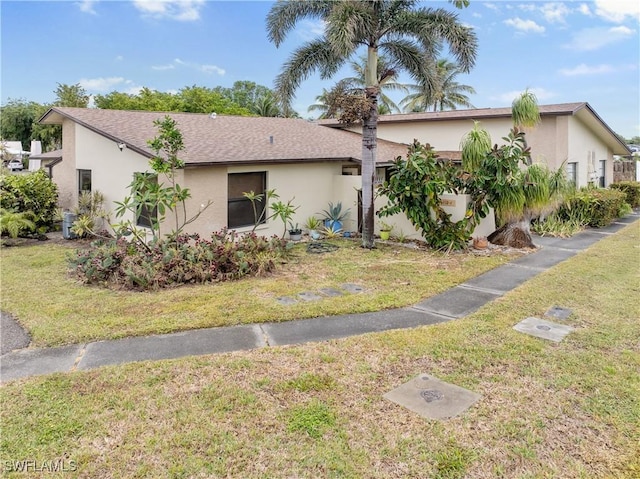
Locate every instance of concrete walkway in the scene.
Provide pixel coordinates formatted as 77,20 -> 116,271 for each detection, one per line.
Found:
2,212 -> 638,383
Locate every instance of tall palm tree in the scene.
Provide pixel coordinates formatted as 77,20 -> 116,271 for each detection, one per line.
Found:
342,55 -> 411,114
401,58 -> 476,112
267,0 -> 477,248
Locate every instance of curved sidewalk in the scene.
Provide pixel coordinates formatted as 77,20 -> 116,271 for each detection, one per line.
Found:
2,212 -> 638,383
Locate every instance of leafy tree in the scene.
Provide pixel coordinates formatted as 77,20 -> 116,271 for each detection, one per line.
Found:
54,83 -> 90,107
0,99 -> 47,151
267,0 -> 477,248
114,116 -> 212,248
401,58 -> 476,112
0,169 -> 59,233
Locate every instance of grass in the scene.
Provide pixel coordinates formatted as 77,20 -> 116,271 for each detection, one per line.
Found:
1,222 -> 638,477
0,238 -> 516,347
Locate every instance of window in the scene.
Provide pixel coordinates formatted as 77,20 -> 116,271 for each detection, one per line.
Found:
78,169 -> 91,195
566,162 -> 578,186
228,172 -> 266,229
598,160 -> 606,188
134,173 -> 158,229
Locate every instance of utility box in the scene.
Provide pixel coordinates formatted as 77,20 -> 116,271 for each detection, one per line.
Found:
62,212 -> 77,240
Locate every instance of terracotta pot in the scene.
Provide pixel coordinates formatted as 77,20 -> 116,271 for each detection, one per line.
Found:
473,237 -> 488,249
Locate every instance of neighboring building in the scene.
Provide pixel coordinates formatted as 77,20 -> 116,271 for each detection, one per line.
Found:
38,107 -> 413,238
321,102 -> 631,189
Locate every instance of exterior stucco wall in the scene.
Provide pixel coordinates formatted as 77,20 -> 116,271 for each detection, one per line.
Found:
74,124 -> 150,227
55,118 -> 78,210
567,116 -> 613,187
183,162 -> 346,237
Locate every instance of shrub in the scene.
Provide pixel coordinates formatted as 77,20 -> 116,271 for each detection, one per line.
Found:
610,181 -> 640,208
558,187 -> 627,228
0,170 -> 59,233
69,230 -> 291,290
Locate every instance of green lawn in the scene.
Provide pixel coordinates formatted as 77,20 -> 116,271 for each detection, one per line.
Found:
1,223 -> 639,478
0,238 -> 516,347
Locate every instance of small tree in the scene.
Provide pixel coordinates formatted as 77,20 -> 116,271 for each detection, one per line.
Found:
114,116 -> 211,247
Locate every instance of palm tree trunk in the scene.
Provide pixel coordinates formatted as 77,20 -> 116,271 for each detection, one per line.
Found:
487,219 -> 535,248
361,86 -> 378,249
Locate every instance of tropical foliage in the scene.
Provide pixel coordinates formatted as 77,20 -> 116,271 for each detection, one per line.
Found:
69,231 -> 291,290
0,169 -> 59,234
113,116 -> 212,247
267,0 -> 477,248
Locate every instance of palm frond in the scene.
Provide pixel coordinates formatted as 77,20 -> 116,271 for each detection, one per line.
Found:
512,88 -> 540,129
266,0 -> 333,47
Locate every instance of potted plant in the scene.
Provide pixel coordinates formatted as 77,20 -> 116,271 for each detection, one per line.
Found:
379,221 -> 393,240
288,222 -> 302,241
304,216 -> 322,240
321,201 -> 351,233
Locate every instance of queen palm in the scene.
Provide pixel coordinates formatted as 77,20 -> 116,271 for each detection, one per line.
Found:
267,0 -> 477,248
402,58 -> 476,112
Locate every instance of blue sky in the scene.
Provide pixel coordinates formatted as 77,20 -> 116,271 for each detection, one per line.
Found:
1,0 -> 639,138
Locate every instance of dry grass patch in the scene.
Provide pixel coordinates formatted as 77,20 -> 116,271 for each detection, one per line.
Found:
1,224 -> 638,477
0,238 -> 518,347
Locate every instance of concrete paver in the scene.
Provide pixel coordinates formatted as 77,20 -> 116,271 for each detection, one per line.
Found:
513,316 -> 575,342
463,263 -> 543,293
1,345 -> 83,382
78,325 -> 264,370
413,286 -> 500,318
383,373 -> 482,420
263,308 -> 450,346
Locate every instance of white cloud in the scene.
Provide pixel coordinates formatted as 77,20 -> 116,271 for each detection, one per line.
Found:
79,77 -> 128,92
504,17 -> 545,34
559,63 -> 614,76
565,26 -> 636,51
297,19 -> 325,41
115,55 -> 124,62
540,3 -> 571,24
77,0 -> 97,15
132,0 -> 205,22
152,63 -> 175,71
578,3 -> 593,17
158,58 -> 225,75
493,88 -> 554,105
593,0 -> 640,23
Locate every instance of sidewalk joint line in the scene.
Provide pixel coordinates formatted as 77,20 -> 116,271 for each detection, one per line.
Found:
71,344 -> 88,371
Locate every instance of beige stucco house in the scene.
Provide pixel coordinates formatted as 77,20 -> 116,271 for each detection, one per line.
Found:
38,107 -> 412,239
38,102 -> 628,242
321,102 -> 631,188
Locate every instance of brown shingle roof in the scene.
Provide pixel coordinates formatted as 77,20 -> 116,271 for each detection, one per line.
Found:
319,102 -> 589,126
39,108 -> 409,166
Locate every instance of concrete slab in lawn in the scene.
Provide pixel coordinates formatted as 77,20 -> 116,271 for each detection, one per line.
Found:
544,306 -> 572,320
383,373 -> 481,420
513,317 -> 574,342
276,296 -> 298,306
341,283 -> 365,293
298,291 -> 323,302
0,344 -> 83,382
319,287 -> 343,297
413,286 -> 500,318
77,324 -> 263,370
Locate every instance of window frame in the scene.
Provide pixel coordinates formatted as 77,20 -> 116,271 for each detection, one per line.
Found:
227,172 -> 267,229
78,169 -> 92,196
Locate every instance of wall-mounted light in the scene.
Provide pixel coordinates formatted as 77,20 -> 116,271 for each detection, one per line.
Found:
117,142 -> 126,151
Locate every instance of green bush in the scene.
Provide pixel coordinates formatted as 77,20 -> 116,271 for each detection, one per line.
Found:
0,170 -> 59,233
610,181 -> 640,208
558,187 -> 627,228
69,230 -> 291,290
